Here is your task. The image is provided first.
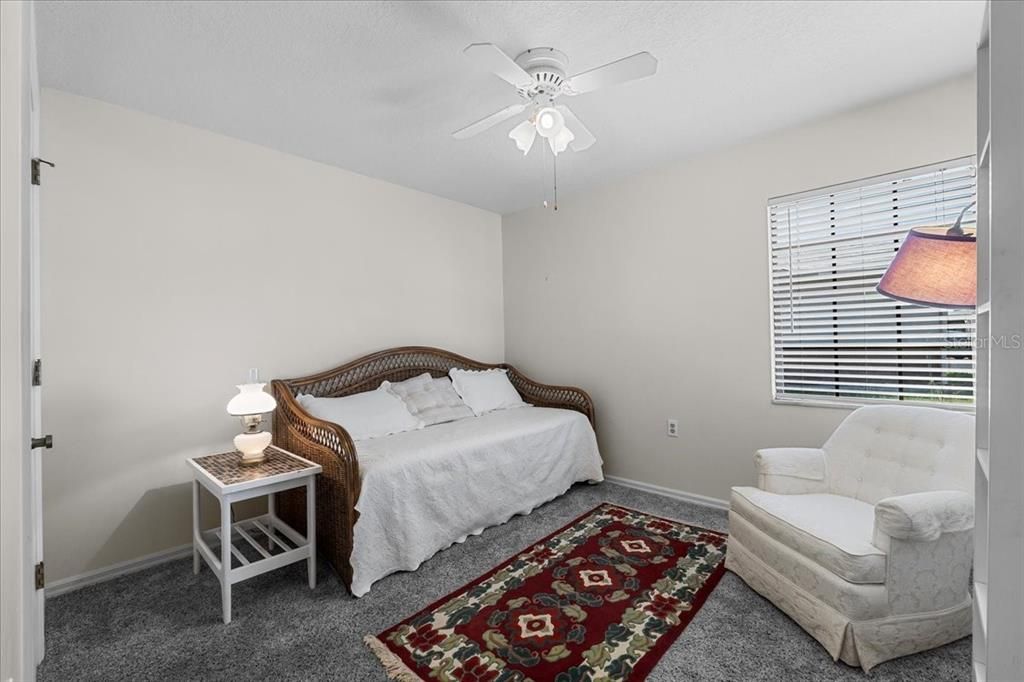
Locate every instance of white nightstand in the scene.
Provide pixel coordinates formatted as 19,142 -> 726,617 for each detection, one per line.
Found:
188,446 -> 321,623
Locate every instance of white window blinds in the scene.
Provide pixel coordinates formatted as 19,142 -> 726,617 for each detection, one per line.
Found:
769,159 -> 976,407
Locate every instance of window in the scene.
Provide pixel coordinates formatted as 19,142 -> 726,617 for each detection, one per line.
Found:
769,159 -> 976,407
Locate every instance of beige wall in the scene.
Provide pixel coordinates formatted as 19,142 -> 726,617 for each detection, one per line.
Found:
502,75 -> 976,502
40,90 -> 504,582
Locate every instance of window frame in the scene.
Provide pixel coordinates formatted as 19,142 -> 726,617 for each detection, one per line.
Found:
766,157 -> 977,412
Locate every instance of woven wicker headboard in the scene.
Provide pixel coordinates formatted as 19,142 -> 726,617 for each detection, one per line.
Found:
277,346 -> 504,399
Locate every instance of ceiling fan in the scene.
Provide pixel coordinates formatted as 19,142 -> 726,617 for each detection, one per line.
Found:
452,44 -> 658,156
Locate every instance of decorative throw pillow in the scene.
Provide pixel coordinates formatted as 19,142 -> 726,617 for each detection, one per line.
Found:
448,368 -> 527,416
295,388 -> 423,441
382,373 -> 475,426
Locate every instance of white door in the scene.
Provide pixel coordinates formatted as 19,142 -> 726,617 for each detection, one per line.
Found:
27,0 -> 46,665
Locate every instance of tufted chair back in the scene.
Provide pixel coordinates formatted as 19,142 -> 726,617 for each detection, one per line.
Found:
822,405 -> 974,504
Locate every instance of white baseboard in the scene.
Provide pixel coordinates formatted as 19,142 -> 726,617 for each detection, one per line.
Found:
603,475 -> 730,511
45,543 -> 193,598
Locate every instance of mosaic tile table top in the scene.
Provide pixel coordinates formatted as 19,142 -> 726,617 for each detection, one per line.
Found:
191,446 -> 317,488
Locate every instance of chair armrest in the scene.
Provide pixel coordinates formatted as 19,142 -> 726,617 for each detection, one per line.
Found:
874,490 -> 974,542
756,448 -> 827,479
754,448 -> 827,494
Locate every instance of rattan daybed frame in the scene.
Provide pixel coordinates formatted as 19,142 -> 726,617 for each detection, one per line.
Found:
270,346 -> 595,592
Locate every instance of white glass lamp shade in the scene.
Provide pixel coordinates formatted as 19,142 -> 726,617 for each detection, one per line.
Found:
226,383 -> 277,416
547,126 -> 576,155
508,120 -> 537,155
535,107 -> 565,139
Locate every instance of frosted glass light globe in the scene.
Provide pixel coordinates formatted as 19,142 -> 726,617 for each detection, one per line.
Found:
534,107 -> 565,139
509,119 -> 538,154
547,126 -> 576,155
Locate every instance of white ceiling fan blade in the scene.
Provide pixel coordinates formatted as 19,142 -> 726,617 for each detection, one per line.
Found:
452,103 -> 526,140
556,105 -> 596,151
566,52 -> 658,95
508,120 -> 537,154
463,43 -> 534,89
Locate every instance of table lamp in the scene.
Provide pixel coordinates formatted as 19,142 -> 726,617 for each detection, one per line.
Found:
226,369 -> 277,465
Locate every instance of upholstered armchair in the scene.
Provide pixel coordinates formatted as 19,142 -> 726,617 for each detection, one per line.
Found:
726,405 -> 974,671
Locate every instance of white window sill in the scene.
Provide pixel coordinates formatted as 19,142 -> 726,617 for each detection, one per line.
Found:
772,396 -> 976,413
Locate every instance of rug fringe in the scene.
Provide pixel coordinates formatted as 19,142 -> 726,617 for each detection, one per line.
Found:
364,635 -> 424,682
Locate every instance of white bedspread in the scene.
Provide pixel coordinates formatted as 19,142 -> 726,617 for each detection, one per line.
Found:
350,406 -> 603,596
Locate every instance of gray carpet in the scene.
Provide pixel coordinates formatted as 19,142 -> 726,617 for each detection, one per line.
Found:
39,482 -> 970,681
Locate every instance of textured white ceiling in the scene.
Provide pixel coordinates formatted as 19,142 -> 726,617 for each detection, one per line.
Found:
36,1 -> 982,214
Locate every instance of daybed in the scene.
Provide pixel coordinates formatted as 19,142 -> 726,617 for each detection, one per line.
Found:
271,346 -> 603,596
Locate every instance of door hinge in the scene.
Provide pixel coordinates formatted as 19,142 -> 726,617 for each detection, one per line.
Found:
31,158 -> 54,186
35,561 -> 44,590
32,359 -> 41,386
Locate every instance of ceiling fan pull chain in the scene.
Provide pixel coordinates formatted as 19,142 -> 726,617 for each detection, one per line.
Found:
553,152 -> 558,211
542,135 -> 550,209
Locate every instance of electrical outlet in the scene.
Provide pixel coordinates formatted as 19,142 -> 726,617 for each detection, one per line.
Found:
667,419 -> 679,438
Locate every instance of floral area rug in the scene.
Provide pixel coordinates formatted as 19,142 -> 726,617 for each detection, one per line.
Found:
365,503 -> 727,681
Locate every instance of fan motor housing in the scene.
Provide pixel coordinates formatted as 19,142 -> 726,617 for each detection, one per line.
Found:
515,47 -> 569,100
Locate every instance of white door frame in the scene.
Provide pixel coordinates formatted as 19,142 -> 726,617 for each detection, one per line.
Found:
0,1 -> 40,680
28,0 -> 46,664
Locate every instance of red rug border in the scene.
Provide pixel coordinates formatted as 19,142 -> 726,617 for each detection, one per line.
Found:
375,501 -> 729,680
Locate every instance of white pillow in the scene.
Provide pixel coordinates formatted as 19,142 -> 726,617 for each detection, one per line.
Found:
382,373 -> 475,427
295,388 -> 423,441
448,368 -> 527,416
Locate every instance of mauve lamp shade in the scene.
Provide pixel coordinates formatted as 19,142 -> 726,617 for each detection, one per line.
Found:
876,226 -> 976,309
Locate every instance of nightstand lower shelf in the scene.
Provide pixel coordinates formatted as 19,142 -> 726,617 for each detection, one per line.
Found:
196,514 -> 311,585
